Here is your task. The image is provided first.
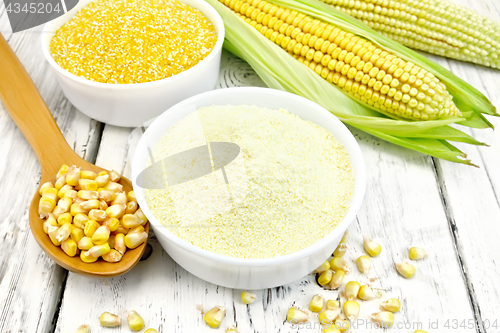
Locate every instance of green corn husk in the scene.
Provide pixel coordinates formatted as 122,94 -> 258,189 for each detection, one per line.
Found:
206,0 -> 498,165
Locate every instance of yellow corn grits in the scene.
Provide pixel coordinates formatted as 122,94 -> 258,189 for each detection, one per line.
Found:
145,105 -> 355,259
50,0 -> 217,84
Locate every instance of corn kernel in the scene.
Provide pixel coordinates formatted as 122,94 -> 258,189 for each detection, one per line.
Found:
345,281 -> 361,300
356,255 -> 372,273
242,291 -> 257,304
39,197 -> 56,218
70,227 -> 85,243
343,300 -> 360,321
73,213 -> 89,228
112,192 -> 127,205
80,199 -> 100,210
204,306 -> 226,328
65,166 -> 81,186
358,285 -> 382,300
84,243 -> 111,258
92,225 -> 111,245
330,257 -> 350,273
102,249 -> 123,262
70,203 -> 87,216
135,208 -> 148,225
79,179 -> 98,191
56,223 -> 73,243
64,190 -> 78,200
48,225 -> 61,246
319,309 -> 340,324
39,182 -> 54,195
78,237 -> 94,251
80,250 -> 98,263
42,187 -> 58,201
103,181 -> 123,192
88,209 -> 107,221
100,312 -> 120,327
286,307 -> 308,323
61,238 -> 77,257
329,270 -> 345,290
95,174 -> 109,187
57,212 -> 73,226
106,204 -> 126,219
314,260 -> 330,273
124,231 -> 148,249
381,298 -> 401,312
326,300 -> 339,310
226,325 -> 238,333
126,201 -> 138,214
99,190 -> 115,202
414,331 -> 428,333
128,225 -> 145,234
318,269 -> 333,285
55,176 -> 66,190
57,185 -> 72,199
75,324 -> 90,333
103,218 -> 120,232
371,311 -> 394,328
409,247 -> 428,260
127,190 -> 137,203
81,170 -> 97,180
128,310 -> 145,331
309,294 -> 324,312
334,318 -> 350,332
122,214 -> 141,229
144,329 -> 158,333
84,219 -> 99,237
322,327 -> 340,333
395,262 -> 416,279
114,233 -> 127,254
333,242 -> 346,257
363,237 -> 382,257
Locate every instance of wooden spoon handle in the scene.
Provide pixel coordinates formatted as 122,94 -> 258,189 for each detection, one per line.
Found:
0,33 -> 77,175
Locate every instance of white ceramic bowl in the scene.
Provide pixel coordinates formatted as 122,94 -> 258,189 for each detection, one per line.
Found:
132,87 -> 366,289
41,0 -> 224,127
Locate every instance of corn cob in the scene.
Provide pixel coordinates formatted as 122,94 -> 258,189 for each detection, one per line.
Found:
320,0 -> 500,69
221,0 -> 461,121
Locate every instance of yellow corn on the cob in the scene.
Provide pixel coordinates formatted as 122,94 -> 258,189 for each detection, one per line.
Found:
221,0 -> 461,120
321,0 -> 500,69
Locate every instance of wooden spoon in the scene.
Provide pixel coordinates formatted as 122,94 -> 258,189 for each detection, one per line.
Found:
0,34 -> 148,277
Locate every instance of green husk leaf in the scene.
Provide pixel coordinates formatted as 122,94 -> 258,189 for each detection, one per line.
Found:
207,0 -> 489,163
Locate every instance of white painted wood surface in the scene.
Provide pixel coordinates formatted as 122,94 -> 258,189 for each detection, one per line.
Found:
0,0 -> 499,332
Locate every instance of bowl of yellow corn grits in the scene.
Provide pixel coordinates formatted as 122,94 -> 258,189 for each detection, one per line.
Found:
41,0 -> 224,127
131,87 -> 366,289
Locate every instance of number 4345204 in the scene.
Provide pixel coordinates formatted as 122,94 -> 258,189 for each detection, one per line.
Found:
6,2 -> 62,14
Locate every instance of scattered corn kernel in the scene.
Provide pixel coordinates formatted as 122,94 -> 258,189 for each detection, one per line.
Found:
333,243 -> 347,257
343,300 -> 360,321
100,312 -> 120,327
363,237 -> 382,257
329,270 -> 345,290
334,318 -> 350,332
330,257 -> 350,273
358,285 -> 382,300
204,306 -> 226,328
226,325 -> 238,333
395,262 -> 416,279
345,281 -> 361,300
326,300 -> 339,310
371,311 -> 394,328
144,329 -> 158,333
286,307 -> 308,323
128,310 -> 145,331
75,324 -> 90,333
318,269 -> 334,285
381,298 -> 401,313
314,260 -> 331,273
356,255 -> 372,273
242,291 -> 257,304
319,309 -> 340,324
309,294 -> 324,312
409,247 -> 428,260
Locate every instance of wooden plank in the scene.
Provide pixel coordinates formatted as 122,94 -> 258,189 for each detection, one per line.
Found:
426,1 -> 500,331
56,49 -> 476,333
0,14 -> 102,332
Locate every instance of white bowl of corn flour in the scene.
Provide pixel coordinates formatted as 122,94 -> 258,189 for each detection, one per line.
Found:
132,87 -> 366,289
